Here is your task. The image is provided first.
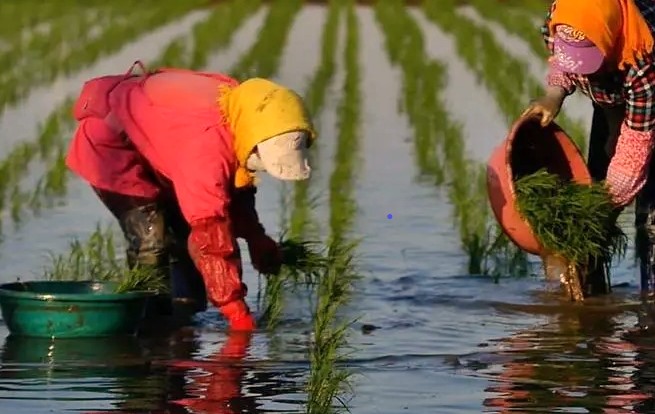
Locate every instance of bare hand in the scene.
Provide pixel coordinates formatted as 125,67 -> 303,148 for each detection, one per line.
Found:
520,87 -> 566,127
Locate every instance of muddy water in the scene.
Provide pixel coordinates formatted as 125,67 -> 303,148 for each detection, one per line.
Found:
1,4 -> 655,414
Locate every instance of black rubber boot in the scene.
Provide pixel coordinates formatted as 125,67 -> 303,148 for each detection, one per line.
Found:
581,104 -> 624,296
165,202 -> 209,318
636,198 -> 655,295
118,203 -> 173,317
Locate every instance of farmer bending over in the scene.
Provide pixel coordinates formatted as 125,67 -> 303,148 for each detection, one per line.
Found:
522,0 -> 655,289
65,61 -> 317,331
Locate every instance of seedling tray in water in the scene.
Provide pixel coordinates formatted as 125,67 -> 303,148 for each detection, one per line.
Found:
0,280 -> 155,338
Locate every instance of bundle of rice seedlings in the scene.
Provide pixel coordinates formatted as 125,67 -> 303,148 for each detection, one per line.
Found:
42,225 -> 169,295
514,169 -> 628,299
279,238 -> 330,287
113,265 -> 169,294
259,236 -> 330,329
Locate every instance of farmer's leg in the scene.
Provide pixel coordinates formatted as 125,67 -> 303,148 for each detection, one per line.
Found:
585,104 -> 625,295
635,159 -> 655,293
92,187 -> 172,314
164,199 -> 208,313
587,103 -> 624,181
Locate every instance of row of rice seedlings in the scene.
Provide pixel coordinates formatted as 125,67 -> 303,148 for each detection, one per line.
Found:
0,1 -> 94,62
0,1 -> 81,42
464,0 -> 550,59
0,1 -> 261,233
44,223 -> 167,293
151,0 -> 263,69
374,0 -> 528,277
288,0 -> 342,239
0,100 -> 75,228
422,0 -> 588,152
261,1 -> 343,330
229,0 -> 304,79
307,1 -> 361,412
0,0 -> 208,114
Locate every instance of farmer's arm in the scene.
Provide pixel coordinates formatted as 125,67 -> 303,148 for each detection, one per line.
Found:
230,184 -> 282,275
605,64 -> 655,207
229,186 -> 266,241
170,133 -> 246,310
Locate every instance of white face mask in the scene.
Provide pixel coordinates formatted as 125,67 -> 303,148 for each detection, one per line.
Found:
246,153 -> 266,171
255,131 -> 312,180
244,131 -> 312,180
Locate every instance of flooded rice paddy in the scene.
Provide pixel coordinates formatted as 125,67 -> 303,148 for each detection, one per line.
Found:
1,1 -> 655,413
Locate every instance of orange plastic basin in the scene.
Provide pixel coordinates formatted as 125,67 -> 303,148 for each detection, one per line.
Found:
486,117 -> 592,255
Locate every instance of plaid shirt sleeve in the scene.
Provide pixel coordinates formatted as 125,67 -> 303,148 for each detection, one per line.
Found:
624,63 -> 655,131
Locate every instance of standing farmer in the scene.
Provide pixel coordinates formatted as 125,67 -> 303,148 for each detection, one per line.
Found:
521,0 -> 655,292
65,61 -> 317,331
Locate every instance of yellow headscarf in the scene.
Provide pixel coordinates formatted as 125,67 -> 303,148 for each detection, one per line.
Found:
548,0 -> 654,70
217,78 -> 317,188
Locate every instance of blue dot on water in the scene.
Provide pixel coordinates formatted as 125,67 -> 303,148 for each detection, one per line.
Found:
387,214 -> 393,219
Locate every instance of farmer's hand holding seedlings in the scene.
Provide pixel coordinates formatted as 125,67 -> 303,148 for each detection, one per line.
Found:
66,62 -> 316,331
519,0 -> 655,285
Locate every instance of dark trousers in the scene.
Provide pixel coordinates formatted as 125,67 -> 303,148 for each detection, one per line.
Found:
588,103 -> 655,293
93,188 -> 208,314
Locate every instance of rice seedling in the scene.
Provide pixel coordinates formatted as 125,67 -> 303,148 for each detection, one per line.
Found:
113,265 -> 169,294
0,98 -> 75,226
0,0 -> 208,114
43,148 -> 68,198
422,0 -> 588,152
465,0 -> 551,59
44,223 -> 167,294
229,0 -> 304,79
306,243 -> 359,414
187,0 -> 263,70
375,0 -> 529,277
259,233 -> 330,329
279,238 -> 330,287
514,169 -> 627,299
153,39 -> 189,68
306,1 -> 361,412
289,0 -> 342,239
151,0 -> 263,69
9,186 -> 25,226
327,1 -> 361,245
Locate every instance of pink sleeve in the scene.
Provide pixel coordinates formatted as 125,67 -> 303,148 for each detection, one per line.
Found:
546,58 -> 576,95
65,116 -> 161,198
605,121 -> 655,206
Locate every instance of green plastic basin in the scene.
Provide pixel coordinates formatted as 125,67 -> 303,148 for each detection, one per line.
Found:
0,280 -> 156,338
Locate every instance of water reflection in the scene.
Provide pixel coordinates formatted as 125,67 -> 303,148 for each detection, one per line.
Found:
480,303 -> 655,413
166,331 -> 258,413
0,326 -> 304,413
0,328 -> 198,413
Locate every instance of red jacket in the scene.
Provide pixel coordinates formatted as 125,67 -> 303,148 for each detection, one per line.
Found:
66,63 -> 264,311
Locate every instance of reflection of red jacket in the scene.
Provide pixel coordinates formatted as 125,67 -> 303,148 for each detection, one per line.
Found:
169,332 -> 252,413
84,332 -> 252,414
66,63 -> 263,311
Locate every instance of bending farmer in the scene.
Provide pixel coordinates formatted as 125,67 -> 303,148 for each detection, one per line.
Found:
65,62 -> 317,331
522,0 -> 655,290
